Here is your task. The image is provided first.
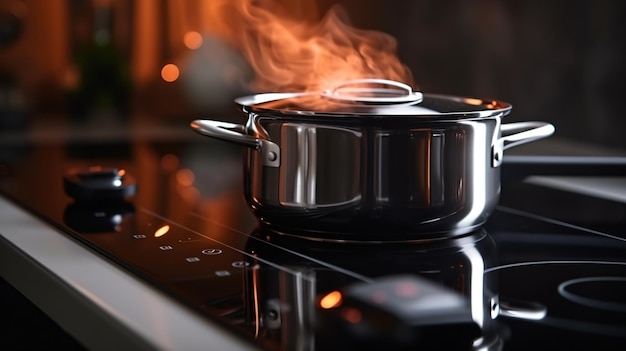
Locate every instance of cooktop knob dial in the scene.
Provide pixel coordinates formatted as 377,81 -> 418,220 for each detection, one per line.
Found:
63,166 -> 137,202
316,275 -> 481,349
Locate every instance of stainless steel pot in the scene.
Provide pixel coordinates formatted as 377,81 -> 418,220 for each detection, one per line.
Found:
191,79 -> 554,241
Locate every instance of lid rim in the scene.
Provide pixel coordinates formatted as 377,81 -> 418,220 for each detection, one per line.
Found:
241,107 -> 511,122
236,93 -> 512,120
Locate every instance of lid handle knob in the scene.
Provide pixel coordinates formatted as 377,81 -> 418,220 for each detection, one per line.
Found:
321,79 -> 423,106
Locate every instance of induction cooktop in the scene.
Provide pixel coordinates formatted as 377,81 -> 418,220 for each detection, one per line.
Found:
1,126 -> 625,350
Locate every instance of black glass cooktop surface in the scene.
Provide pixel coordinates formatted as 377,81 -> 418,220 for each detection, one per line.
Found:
1,128 -> 625,350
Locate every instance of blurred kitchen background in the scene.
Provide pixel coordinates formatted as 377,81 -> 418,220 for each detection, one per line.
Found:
1,0 -> 625,153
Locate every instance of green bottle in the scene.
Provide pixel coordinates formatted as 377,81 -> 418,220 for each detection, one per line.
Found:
67,2 -> 131,121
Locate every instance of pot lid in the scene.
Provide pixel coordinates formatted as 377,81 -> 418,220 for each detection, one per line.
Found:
235,79 -> 511,119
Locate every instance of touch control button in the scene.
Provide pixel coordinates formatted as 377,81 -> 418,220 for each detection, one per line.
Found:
232,261 -> 250,268
202,248 -> 223,255
159,245 -> 173,251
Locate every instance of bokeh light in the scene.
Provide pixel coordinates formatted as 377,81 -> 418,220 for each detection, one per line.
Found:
161,63 -> 180,82
184,31 -> 203,50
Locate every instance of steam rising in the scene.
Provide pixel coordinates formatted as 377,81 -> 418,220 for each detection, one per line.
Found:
202,0 -> 413,94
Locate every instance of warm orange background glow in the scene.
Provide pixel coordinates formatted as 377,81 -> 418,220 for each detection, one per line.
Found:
161,64 -> 180,82
341,307 -> 362,324
183,31 -> 203,50
0,0 -> 412,110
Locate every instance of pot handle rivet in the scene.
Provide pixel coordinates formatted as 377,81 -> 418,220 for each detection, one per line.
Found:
267,151 -> 277,162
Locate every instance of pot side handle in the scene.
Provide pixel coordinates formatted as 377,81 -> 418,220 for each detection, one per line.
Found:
498,298 -> 547,321
492,121 -> 555,167
190,119 -> 280,167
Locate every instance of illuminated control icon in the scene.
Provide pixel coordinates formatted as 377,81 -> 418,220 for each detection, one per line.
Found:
231,261 -> 250,268
202,248 -> 223,255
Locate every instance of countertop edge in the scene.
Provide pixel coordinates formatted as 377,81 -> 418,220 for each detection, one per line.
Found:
0,195 -> 257,351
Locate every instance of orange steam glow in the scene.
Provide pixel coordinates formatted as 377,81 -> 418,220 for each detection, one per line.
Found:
200,0 -> 413,99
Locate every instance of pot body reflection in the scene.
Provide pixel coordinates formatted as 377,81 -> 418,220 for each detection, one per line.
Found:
242,227 -> 501,350
244,114 -> 500,240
